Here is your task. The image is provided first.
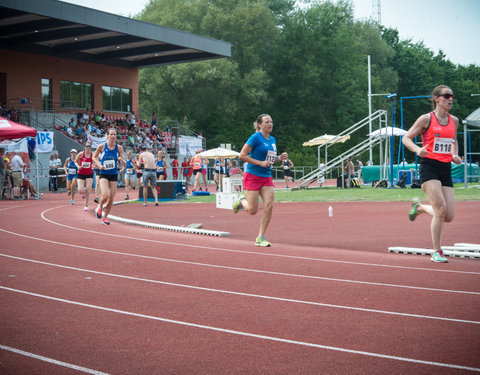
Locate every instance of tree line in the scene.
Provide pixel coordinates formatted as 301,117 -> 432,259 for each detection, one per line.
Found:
137,0 -> 480,165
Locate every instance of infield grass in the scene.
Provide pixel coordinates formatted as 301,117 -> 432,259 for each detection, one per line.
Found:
183,182 -> 480,203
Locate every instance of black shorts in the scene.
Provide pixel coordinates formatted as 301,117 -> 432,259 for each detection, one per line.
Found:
419,158 -> 453,187
193,169 -> 202,175
99,174 -> 118,182
77,173 -> 94,180
284,169 -> 292,177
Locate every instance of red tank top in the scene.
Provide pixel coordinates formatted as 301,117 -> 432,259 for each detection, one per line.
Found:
421,112 -> 455,163
192,156 -> 202,170
78,151 -> 93,175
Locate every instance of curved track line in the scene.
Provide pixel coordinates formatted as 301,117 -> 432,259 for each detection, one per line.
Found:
3,253 -> 479,325
2,287 -> 479,373
0,344 -> 108,375
1,230 -> 479,295
36,205 -> 480,276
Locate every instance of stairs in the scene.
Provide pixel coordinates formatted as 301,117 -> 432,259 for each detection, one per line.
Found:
298,110 -> 387,188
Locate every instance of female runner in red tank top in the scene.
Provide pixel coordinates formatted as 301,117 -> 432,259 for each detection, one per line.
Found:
75,142 -> 94,212
402,85 -> 462,263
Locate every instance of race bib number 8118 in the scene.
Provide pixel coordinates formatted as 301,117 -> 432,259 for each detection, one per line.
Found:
433,137 -> 453,154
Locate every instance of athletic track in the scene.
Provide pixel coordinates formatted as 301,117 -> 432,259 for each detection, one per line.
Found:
1,185 -> 479,374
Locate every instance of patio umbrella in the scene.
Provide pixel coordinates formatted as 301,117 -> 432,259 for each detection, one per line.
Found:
197,147 -> 240,159
368,126 -> 407,138
0,116 -> 37,141
302,134 -> 350,146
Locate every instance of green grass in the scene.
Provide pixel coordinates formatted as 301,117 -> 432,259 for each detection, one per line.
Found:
181,183 -> 480,204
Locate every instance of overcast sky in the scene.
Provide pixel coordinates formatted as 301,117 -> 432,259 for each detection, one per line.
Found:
62,0 -> 480,66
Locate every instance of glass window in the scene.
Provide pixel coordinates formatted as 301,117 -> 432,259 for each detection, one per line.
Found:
102,85 -> 131,112
41,78 -> 52,111
60,80 -> 92,109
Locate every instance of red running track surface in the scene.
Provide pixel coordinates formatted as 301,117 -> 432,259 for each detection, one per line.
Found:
0,191 -> 479,374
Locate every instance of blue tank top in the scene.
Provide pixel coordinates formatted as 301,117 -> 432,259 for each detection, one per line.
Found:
100,143 -> 118,175
156,159 -> 165,172
67,157 -> 78,175
126,158 -> 135,175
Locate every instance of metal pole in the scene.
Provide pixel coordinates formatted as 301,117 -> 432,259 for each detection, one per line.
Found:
464,123 -> 468,189
368,55 -> 372,163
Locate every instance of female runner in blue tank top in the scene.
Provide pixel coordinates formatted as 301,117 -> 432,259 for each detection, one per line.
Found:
93,128 -> 125,225
64,149 -> 78,205
232,114 -> 287,247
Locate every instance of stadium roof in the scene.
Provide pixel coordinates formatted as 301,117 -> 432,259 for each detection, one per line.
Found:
0,0 -> 231,69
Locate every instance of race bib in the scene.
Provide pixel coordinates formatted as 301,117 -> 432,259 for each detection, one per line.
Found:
266,150 -> 277,164
68,168 -> 77,175
126,168 -> 133,174
103,160 -> 115,170
433,137 -> 453,154
157,167 -> 164,172
195,162 -> 201,168
81,161 -> 91,169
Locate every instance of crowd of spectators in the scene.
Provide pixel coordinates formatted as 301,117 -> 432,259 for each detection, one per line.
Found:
0,103 -> 22,123
56,108 -> 173,154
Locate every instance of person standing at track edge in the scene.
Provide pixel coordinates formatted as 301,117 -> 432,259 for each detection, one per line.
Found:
138,146 -> 159,207
232,114 -> 287,247
402,85 -> 462,263
93,128 -> 126,225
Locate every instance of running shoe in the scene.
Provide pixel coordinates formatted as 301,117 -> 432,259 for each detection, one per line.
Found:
431,250 -> 448,263
232,195 -> 245,214
94,198 -> 100,204
409,197 -> 421,221
125,195 -> 129,200
67,190 -> 71,196
84,206 -> 88,212
155,203 -> 158,206
103,218 -> 110,225
96,206 -> 102,219
255,236 -> 271,247
70,199 -> 74,205
143,203 -> 147,206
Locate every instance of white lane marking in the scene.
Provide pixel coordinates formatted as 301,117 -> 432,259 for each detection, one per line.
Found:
1,286 -> 479,373
1,230 -> 479,296
2,253 -> 479,325
4,203 -> 479,276
36,205 -> 480,276
0,344 -> 109,375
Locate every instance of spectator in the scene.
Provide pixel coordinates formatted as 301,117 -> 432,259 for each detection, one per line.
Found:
129,111 -> 136,129
0,148 -> 6,198
66,125 -> 74,137
11,150 -> 25,199
74,125 -> 84,142
356,159 -> 364,183
151,112 -> 157,127
229,159 -> 243,177
170,156 -> 179,180
21,179 -> 42,200
49,152 -> 62,191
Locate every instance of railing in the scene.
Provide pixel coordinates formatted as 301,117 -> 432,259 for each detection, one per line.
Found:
299,110 -> 387,188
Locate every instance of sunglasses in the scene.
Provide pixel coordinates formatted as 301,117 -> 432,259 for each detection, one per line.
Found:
85,145 -> 91,147
438,93 -> 454,100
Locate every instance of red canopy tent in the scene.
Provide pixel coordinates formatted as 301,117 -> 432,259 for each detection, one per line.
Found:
0,116 -> 37,141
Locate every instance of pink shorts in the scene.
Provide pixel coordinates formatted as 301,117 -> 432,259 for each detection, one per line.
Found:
243,172 -> 274,191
